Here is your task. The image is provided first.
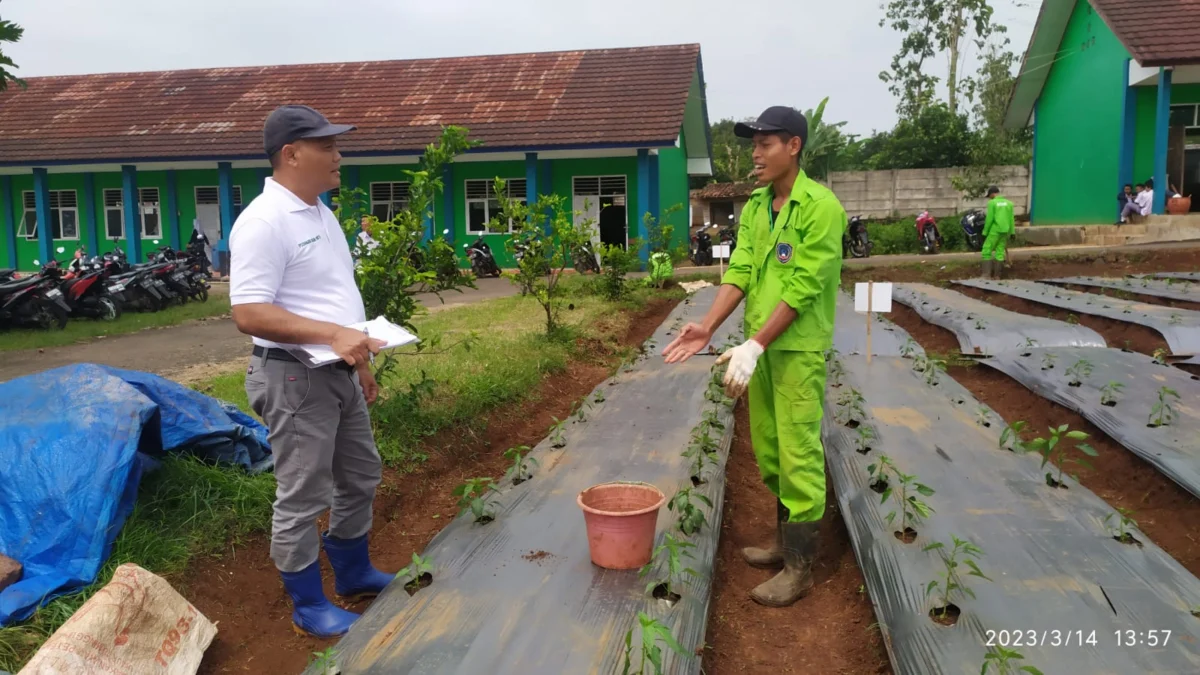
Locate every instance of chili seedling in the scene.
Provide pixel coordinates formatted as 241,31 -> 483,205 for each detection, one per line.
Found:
1153,348 -> 1169,365
682,427 -> 720,482
975,406 -> 992,428
668,487 -> 713,536
1040,352 -> 1057,371
453,477 -> 501,523
1169,313 -> 1183,326
1100,381 -> 1124,407
924,535 -> 991,625
1065,358 -> 1093,387
836,388 -> 867,427
1026,424 -> 1098,488
503,445 -> 539,485
1148,386 -> 1181,428
639,533 -> 698,603
549,416 -> 567,448
973,318 -> 987,330
1066,313 -> 1080,325
922,356 -> 947,387
827,357 -> 846,388
701,407 -> 726,433
1020,337 -> 1038,356
309,647 -> 339,675
620,612 -> 691,675
981,645 -> 1043,675
999,421 -> 1028,453
854,425 -> 875,454
395,553 -> 435,594
900,338 -> 918,359
1103,507 -> 1142,547
868,455 -> 934,542
594,390 -> 606,404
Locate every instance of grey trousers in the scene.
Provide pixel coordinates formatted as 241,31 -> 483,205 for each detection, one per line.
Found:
246,355 -> 382,573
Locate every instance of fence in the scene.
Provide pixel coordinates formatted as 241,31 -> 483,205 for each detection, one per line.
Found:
827,165 -> 1030,219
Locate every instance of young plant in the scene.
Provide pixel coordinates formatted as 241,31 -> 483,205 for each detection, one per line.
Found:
836,388 -> 867,427
453,477 -> 501,523
854,425 -> 876,455
973,318 -> 987,330
998,420 -> 1028,453
668,487 -> 713,536
1040,352 -> 1057,371
975,406 -> 992,428
1100,381 -> 1125,407
682,426 -> 719,483
573,397 -> 594,423
1066,313 -> 1080,325
1026,424 -> 1098,488
1065,358 -> 1094,387
1153,348 -> 1169,365
1169,313 -> 1183,326
395,553 -> 435,595
549,416 -> 567,448
1103,507 -> 1142,547
900,338 -> 918,359
309,647 -> 339,675
923,356 -> 947,387
1148,386 -> 1181,428
594,390 -> 607,404
620,612 -> 691,675
503,445 -> 539,485
827,357 -> 846,388
867,456 -> 934,542
924,535 -> 991,625
701,407 -> 726,434
981,645 -> 1043,675
638,533 -> 699,603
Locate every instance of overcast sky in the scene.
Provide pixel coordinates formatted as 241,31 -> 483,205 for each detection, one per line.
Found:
3,0 -> 1037,137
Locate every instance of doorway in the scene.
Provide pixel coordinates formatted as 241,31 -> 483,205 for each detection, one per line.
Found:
195,186 -> 243,268
573,176 -> 628,248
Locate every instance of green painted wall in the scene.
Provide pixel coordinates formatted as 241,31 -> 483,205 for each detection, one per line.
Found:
1132,83 -> 1200,187
4,152 -> 693,270
1033,0 -> 1131,225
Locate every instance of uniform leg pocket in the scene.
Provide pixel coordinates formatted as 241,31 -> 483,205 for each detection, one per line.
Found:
775,351 -> 827,425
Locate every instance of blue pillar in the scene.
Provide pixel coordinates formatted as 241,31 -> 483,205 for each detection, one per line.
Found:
1030,99 -> 1040,224
636,149 -> 650,261
1117,60 -> 1137,203
524,152 -> 542,235
320,192 -> 332,208
257,167 -> 271,193
1,176 -> 15,269
120,165 -> 142,262
649,154 -> 661,227
217,162 -> 235,241
33,168 -> 55,266
1153,68 -> 1172,215
442,164 -> 456,247
165,170 -> 181,250
540,159 -> 554,224
82,173 -> 98,257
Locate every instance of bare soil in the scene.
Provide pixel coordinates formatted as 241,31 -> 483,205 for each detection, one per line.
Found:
886,302 -> 1200,580
703,401 -> 891,675
189,298 -> 679,674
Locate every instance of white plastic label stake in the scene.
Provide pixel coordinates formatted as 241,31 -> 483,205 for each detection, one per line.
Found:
855,282 -> 893,314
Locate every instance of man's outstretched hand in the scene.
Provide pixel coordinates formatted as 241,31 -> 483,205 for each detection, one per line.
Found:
662,323 -> 713,364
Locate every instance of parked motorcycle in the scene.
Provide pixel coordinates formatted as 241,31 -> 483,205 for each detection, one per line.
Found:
915,210 -> 942,255
690,231 -> 714,267
0,262 -> 70,330
45,257 -> 121,321
573,240 -> 601,274
464,237 -> 502,278
718,225 -> 739,253
843,216 -> 872,258
960,210 -> 985,251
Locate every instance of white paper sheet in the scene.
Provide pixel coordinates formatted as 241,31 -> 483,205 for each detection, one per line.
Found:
283,316 -> 419,368
854,282 -> 893,313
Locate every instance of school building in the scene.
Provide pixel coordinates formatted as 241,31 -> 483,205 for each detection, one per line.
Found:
0,44 -> 713,271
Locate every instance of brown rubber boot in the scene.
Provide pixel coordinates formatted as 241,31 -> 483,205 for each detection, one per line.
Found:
980,259 -> 993,278
995,261 -> 1007,279
750,520 -> 819,607
741,501 -> 787,569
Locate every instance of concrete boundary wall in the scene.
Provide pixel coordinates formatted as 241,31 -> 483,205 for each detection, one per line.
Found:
827,165 -> 1030,219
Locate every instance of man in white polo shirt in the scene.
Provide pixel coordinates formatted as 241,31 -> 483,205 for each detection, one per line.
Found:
229,104 -> 392,639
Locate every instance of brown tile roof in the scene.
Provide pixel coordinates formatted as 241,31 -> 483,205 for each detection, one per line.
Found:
1092,0 -> 1200,66
0,44 -> 701,165
692,181 -> 759,200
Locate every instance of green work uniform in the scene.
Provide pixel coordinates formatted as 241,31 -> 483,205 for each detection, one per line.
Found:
982,194 -> 1015,262
722,171 -> 847,523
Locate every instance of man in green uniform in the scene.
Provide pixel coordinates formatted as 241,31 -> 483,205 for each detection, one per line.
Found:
981,186 -> 1015,278
663,106 -> 846,607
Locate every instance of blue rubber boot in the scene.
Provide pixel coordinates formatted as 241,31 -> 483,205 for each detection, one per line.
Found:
279,561 -> 359,638
322,531 -> 394,601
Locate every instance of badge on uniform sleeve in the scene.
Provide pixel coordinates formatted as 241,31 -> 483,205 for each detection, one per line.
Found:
776,243 -> 794,264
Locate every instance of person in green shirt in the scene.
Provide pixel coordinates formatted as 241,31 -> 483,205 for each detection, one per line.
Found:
662,106 -> 846,607
981,186 -> 1015,278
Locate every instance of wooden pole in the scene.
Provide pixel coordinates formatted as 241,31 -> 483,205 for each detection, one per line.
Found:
866,281 -> 874,364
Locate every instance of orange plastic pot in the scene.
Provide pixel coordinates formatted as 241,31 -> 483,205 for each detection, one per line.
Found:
1167,195 -> 1192,215
577,481 -> 666,570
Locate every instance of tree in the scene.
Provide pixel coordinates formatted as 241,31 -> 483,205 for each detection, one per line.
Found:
879,0 -> 1007,117
0,1 -> 25,91
709,119 -> 754,184
951,44 -> 1033,196
866,103 -> 972,170
800,97 -> 849,181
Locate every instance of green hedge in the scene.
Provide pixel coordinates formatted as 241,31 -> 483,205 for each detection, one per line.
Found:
864,213 -> 975,256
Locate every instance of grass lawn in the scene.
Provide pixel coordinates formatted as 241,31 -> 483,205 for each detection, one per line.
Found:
0,291 -> 231,353
0,276 -> 689,671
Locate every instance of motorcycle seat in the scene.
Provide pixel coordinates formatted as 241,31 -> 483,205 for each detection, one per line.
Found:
0,268 -> 15,278
0,276 -> 42,292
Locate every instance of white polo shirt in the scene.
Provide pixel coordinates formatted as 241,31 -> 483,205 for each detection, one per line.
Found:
229,178 -> 366,348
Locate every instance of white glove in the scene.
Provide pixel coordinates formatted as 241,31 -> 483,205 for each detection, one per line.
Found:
715,339 -> 765,398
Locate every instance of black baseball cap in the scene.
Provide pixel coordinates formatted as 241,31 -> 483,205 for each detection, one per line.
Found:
263,105 -> 356,157
734,106 -> 808,146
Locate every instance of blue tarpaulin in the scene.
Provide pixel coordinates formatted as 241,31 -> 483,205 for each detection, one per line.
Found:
0,364 -> 271,626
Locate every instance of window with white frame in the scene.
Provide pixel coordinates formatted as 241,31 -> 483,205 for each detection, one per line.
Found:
140,187 -> 162,238
370,182 -> 410,221
103,189 -> 125,240
19,190 -> 79,240
1170,104 -> 1200,148
466,178 -> 526,233
195,186 -> 244,206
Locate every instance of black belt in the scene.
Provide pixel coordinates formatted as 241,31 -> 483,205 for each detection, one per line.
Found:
252,345 -> 354,372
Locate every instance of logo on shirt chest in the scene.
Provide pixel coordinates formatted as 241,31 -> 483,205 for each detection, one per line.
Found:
776,242 -> 793,264
298,234 -> 322,248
